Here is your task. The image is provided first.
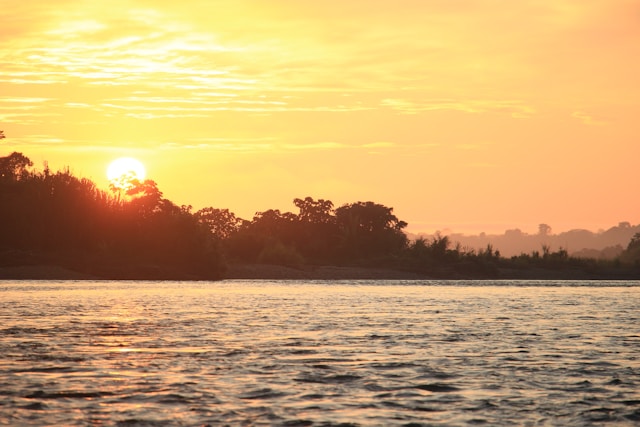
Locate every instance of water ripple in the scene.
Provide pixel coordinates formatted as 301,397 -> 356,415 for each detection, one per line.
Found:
0,280 -> 638,426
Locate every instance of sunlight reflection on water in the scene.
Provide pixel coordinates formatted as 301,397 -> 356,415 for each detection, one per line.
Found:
0,280 -> 639,426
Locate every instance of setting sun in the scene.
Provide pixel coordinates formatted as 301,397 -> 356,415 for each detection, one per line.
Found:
1,2 -> 639,424
107,157 -> 146,189
1,0 -> 638,235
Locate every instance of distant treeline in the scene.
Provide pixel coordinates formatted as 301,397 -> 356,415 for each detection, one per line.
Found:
1,151 -> 639,279
416,223 -> 640,260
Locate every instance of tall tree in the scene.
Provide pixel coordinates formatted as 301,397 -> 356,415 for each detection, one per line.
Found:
335,201 -> 407,259
620,232 -> 640,264
0,153 -> 225,279
196,207 -> 243,240
293,197 -> 338,261
0,152 -> 33,181
538,223 -> 552,236
294,196 -> 334,224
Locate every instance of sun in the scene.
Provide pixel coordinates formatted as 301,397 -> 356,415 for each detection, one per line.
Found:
107,157 -> 146,189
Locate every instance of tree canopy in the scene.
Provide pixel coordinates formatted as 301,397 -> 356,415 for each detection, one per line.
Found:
0,152 -> 224,279
1,148 -> 638,279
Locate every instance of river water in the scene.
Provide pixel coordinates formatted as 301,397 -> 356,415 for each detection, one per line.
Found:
0,280 -> 639,426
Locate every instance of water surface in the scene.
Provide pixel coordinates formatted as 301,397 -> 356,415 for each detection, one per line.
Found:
1,280 -> 639,426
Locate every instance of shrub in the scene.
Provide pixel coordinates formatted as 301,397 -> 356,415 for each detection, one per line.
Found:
257,240 -> 305,267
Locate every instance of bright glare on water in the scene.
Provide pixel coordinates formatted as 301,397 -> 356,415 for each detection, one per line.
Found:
0,280 -> 639,426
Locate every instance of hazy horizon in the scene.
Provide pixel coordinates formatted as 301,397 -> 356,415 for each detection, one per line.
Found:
1,1 -> 638,235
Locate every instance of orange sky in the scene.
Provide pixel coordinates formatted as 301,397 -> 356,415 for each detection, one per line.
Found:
1,0 -> 638,234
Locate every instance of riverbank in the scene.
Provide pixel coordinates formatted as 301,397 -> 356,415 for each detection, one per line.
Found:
224,263 -> 433,280
0,265 -> 100,280
224,263 -> 639,281
0,263 -> 432,281
1,262 -> 637,281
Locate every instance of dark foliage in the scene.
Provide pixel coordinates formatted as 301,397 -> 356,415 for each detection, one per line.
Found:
216,197 -> 408,266
1,146 -> 637,280
620,233 -> 640,265
0,152 -> 225,279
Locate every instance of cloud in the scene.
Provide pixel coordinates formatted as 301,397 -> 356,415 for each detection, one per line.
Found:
571,111 -> 608,126
381,98 -> 536,117
282,142 -> 345,151
4,0 -> 633,134
0,0 -> 636,170
362,142 -> 395,149
160,141 -> 273,152
159,139 -> 347,152
2,134 -> 65,147
157,139 -> 403,153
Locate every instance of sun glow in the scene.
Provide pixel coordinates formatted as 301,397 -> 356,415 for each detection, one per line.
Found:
107,157 -> 146,189
2,1 -> 638,234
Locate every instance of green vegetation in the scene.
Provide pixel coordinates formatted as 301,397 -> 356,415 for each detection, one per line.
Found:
1,150 -> 639,279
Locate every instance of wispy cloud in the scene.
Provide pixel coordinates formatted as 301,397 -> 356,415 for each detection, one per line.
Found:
155,139 -> 406,154
2,0 -> 635,138
381,98 -> 536,118
2,134 -> 65,147
362,142 -> 395,149
571,111 -> 608,126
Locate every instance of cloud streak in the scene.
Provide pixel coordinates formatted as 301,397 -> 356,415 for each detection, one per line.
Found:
1,0 -> 638,234
2,1 -> 636,130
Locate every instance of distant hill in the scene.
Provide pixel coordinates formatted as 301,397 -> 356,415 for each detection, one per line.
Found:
411,222 -> 640,259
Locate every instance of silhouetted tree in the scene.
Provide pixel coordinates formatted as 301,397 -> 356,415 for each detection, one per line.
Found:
250,209 -> 298,239
123,178 -> 164,218
196,207 -> 243,240
0,153 -> 225,279
429,234 -> 450,260
294,197 -> 334,224
224,209 -> 299,262
620,233 -> 640,264
335,201 -> 407,259
0,152 -> 33,181
8,150 -> 633,279
293,196 -> 339,261
538,223 -> 552,236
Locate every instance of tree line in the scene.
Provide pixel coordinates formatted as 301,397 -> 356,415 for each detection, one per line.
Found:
422,222 -> 640,260
1,150 -> 639,279
0,152 -> 223,279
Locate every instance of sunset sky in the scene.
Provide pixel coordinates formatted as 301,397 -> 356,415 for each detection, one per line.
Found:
1,0 -> 638,234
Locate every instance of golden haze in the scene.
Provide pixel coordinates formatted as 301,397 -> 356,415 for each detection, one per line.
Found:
1,0 -> 638,234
